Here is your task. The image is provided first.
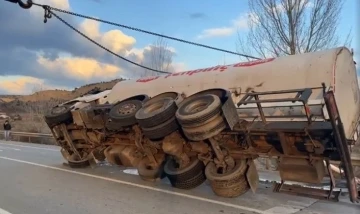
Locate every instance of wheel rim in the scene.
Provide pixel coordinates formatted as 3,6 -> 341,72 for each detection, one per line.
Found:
118,103 -> 137,115
143,101 -> 164,114
185,100 -> 209,113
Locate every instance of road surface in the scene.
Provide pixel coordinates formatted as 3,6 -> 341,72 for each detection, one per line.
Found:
0,140 -> 358,214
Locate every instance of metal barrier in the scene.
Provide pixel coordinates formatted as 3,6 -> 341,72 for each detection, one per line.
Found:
0,130 -> 54,143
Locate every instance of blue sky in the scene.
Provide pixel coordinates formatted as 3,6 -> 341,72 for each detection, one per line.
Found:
0,0 -> 358,94
69,0 -> 359,68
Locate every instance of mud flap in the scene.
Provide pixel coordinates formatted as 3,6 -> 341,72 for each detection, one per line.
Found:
221,93 -> 239,130
246,159 -> 259,193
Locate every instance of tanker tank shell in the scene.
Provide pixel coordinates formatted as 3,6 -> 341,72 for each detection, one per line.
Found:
106,47 -> 360,139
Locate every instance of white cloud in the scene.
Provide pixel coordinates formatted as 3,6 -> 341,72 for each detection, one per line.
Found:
0,76 -> 69,95
172,62 -> 188,72
79,19 -> 136,54
29,0 -> 71,18
37,55 -> 121,81
197,27 -> 234,39
196,1 -> 315,40
269,0 -> 314,14
196,13 -> 256,39
0,0 -> 186,94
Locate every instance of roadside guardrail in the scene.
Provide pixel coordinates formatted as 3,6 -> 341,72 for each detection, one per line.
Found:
0,130 -> 54,143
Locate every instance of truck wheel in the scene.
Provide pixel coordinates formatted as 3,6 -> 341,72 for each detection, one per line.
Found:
205,159 -> 250,198
108,99 -> 142,127
62,150 -> 90,168
137,157 -> 165,181
44,105 -> 73,128
136,97 -> 178,128
141,117 -> 179,140
176,94 -> 222,127
164,157 -> 206,189
105,120 -> 125,131
182,115 -> 226,141
68,159 -> 90,168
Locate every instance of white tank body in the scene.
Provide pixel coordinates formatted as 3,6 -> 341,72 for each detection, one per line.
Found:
106,47 -> 360,139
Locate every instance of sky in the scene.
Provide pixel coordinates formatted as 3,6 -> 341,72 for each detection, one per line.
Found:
0,0 -> 358,95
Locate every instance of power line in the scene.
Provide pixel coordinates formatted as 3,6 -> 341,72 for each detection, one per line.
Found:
6,0 -> 263,75
39,5 -> 171,74
31,2 -> 261,60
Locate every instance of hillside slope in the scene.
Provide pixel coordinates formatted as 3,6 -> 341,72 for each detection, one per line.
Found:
0,78 -> 124,133
0,78 -> 123,104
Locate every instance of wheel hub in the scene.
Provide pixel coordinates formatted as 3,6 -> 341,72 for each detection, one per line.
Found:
187,101 -> 208,113
118,103 -> 136,115
144,101 -> 164,114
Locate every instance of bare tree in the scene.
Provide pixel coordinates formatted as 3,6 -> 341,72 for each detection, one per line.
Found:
139,36 -> 174,77
237,0 -> 351,60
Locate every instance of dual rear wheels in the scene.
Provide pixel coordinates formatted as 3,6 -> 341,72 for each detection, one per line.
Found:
46,91 -> 250,198
134,93 -> 249,197
205,159 -> 250,197
164,156 -> 206,189
135,97 -> 179,140
176,94 -> 226,141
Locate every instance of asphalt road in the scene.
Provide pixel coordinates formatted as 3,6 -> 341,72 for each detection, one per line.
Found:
0,140 -> 359,214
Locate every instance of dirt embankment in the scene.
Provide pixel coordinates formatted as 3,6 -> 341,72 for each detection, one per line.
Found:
0,79 -> 123,133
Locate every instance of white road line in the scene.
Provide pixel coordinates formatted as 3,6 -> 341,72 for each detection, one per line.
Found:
0,156 -> 268,214
0,146 -> 20,151
0,143 -> 59,151
0,207 -> 12,214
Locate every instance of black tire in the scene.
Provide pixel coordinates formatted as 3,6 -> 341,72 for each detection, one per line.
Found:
182,115 -> 226,141
105,120 -> 125,131
137,157 -> 166,181
44,105 -> 73,128
176,94 -> 222,127
205,159 -> 250,198
108,99 -> 142,127
68,159 -> 90,168
61,148 -> 90,168
170,170 -> 206,190
135,97 -> 178,128
141,117 -> 179,140
63,151 -> 90,168
164,157 -> 206,189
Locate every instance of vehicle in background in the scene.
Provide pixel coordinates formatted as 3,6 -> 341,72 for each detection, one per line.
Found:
0,113 -> 10,120
44,47 -> 360,203
12,114 -> 22,121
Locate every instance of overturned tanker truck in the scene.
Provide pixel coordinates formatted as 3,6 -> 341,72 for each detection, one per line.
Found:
44,46 -> 359,202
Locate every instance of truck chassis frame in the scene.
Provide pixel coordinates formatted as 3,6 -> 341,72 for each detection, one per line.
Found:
46,84 -> 359,203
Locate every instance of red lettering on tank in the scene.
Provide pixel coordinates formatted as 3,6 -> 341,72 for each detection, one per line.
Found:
212,65 -> 228,72
187,69 -> 202,76
233,58 -> 275,67
164,65 -> 230,79
136,76 -> 160,82
136,58 -> 274,83
202,67 -> 214,72
211,66 -> 220,71
219,66 -> 227,72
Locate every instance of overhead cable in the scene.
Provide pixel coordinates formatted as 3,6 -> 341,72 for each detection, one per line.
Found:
31,2 -> 262,60
5,0 -> 263,75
